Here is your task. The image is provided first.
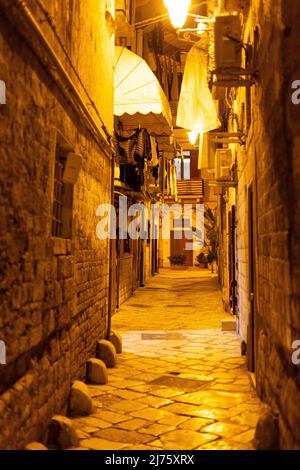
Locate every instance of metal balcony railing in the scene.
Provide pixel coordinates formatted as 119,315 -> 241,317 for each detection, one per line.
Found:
177,178 -> 204,198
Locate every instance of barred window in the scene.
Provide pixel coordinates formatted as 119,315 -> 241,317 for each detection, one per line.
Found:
52,145 -> 73,238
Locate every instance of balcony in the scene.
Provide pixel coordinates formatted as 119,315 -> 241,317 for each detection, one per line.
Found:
177,178 -> 204,199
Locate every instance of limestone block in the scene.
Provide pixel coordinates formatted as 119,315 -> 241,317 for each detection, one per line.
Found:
69,381 -> 94,417
109,331 -> 122,354
25,442 -> 48,451
48,415 -> 79,449
253,408 -> 279,450
86,358 -> 108,385
97,340 -> 117,368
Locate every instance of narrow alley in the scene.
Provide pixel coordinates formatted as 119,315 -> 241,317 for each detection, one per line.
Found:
69,269 -> 264,451
1,0 -> 300,456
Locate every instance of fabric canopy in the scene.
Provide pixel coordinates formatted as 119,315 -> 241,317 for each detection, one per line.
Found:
114,46 -> 173,136
176,42 -> 220,133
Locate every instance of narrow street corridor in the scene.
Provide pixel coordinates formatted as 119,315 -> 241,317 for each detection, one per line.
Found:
2,0 -> 300,454
70,269 -> 264,450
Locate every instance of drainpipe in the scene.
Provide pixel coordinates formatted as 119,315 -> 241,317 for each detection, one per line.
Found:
107,152 -> 115,340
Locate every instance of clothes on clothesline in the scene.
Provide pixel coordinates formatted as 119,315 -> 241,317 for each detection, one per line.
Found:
115,128 -> 152,165
150,135 -> 159,166
115,128 -> 162,191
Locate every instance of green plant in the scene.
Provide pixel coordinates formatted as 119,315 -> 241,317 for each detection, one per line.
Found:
204,208 -> 217,253
168,254 -> 187,265
196,252 -> 208,265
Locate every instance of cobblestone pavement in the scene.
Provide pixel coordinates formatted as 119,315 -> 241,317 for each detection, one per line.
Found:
71,269 -> 265,450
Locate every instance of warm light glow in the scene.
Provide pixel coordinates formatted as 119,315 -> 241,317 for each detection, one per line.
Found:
164,0 -> 190,29
197,22 -> 207,35
188,130 -> 199,146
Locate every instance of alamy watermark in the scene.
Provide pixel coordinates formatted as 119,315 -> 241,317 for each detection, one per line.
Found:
292,340 -> 300,365
0,80 -> 5,105
291,80 -> 300,105
0,340 -> 6,365
96,196 -> 204,251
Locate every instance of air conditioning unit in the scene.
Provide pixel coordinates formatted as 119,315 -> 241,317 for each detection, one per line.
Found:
215,148 -> 233,181
214,15 -> 242,69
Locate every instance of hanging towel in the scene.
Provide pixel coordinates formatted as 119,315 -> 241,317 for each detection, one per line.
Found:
150,135 -> 159,166
176,42 -> 221,133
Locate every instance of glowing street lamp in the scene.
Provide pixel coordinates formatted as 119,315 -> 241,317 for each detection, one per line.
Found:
188,129 -> 199,146
164,0 -> 191,29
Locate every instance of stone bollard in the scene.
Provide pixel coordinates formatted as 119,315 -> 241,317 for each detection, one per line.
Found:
86,358 -> 108,385
69,380 -> 94,417
25,442 -> 48,451
48,415 -> 79,449
97,340 -> 117,368
253,407 -> 279,450
109,331 -> 123,354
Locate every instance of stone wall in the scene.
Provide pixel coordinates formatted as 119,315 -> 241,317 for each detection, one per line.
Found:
0,0 -> 114,449
235,0 -> 300,449
118,255 -> 135,306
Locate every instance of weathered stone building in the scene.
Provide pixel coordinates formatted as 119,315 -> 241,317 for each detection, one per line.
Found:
216,0 -> 300,449
0,0 -> 114,449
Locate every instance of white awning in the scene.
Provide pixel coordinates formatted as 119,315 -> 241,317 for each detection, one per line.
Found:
114,46 -> 173,136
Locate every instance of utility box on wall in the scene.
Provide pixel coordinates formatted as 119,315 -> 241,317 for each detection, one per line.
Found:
215,148 -> 233,181
215,15 -> 242,69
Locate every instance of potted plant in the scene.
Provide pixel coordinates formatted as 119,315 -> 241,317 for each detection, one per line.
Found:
168,254 -> 187,269
207,248 -> 217,273
196,252 -> 209,269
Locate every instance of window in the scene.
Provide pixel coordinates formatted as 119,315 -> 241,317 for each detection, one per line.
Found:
175,151 -> 191,181
183,158 -> 191,180
52,145 -> 73,238
175,158 -> 182,180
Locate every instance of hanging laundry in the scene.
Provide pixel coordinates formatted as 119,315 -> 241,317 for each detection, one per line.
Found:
152,164 -> 159,184
176,42 -> 220,133
115,131 -> 138,164
135,128 -> 152,161
150,135 -> 159,166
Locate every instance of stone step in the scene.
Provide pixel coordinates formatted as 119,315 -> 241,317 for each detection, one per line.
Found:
221,318 -> 237,332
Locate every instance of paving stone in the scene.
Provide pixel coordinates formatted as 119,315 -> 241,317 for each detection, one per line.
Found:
139,423 -> 176,436
229,412 -> 260,428
110,389 -> 146,400
231,429 -> 256,443
71,270 -> 264,451
86,359 -> 108,385
94,428 -> 153,445
80,438 -> 127,450
96,410 -> 129,424
201,422 -> 249,438
130,407 -> 172,422
179,417 -> 215,431
116,418 -> 149,431
80,426 -> 101,434
173,390 -> 245,409
161,402 -> 224,419
158,429 -> 219,450
74,416 -> 112,429
136,396 -> 172,408
109,400 -> 148,413
158,414 -> 189,426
